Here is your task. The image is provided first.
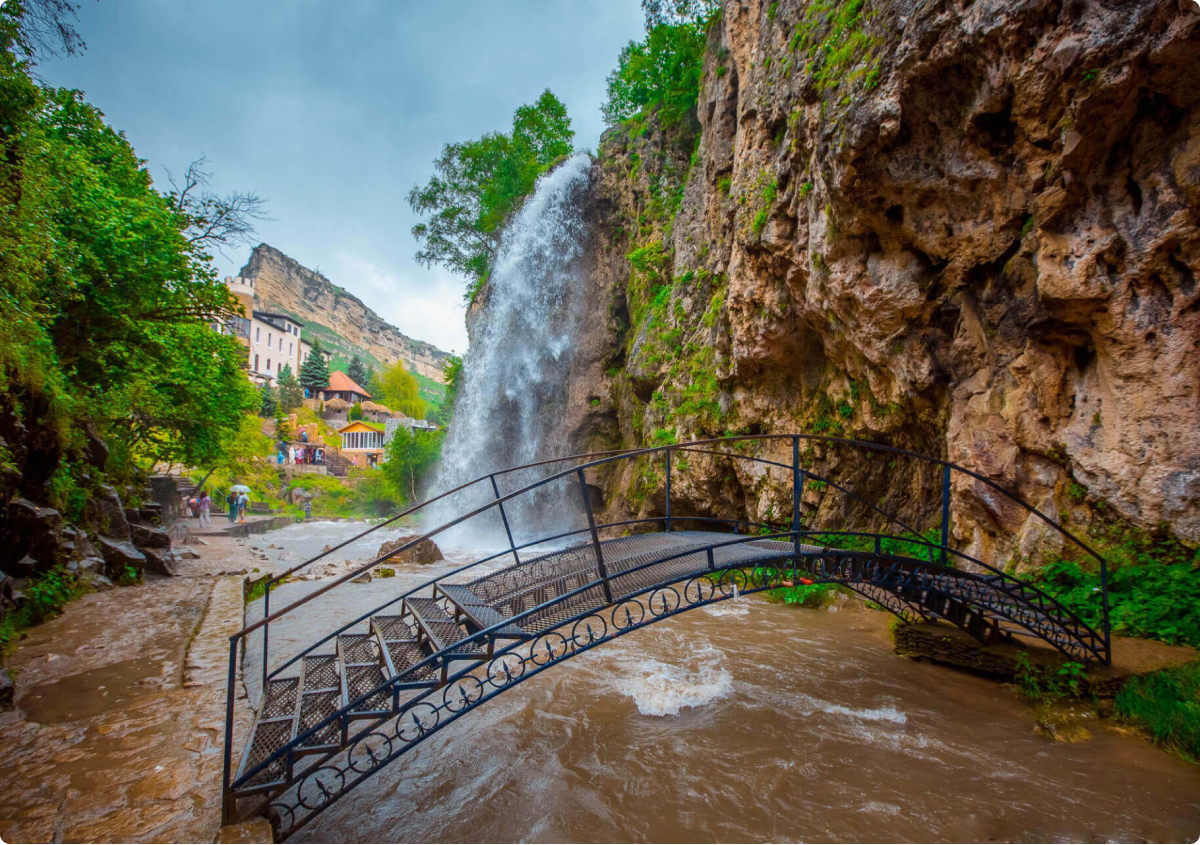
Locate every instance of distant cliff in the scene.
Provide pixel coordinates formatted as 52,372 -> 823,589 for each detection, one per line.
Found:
238,244 -> 450,383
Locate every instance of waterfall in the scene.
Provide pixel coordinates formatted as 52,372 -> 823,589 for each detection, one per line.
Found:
427,153 -> 592,550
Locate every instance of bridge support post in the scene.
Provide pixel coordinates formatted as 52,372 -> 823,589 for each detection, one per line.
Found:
664,449 -> 672,533
577,468 -> 613,604
489,474 -> 521,566
792,436 -> 804,556
262,585 -> 270,690
941,464 -> 951,566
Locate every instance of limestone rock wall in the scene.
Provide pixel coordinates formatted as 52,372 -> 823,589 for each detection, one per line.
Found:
559,0 -> 1200,565
239,244 -> 451,383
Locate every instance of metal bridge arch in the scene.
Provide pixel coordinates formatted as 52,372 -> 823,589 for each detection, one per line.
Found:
220,435 -> 1112,839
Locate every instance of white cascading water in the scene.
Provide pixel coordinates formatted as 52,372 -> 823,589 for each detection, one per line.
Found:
426,153 -> 592,550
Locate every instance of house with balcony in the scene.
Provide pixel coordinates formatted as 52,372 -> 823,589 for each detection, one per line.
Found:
213,276 -> 314,386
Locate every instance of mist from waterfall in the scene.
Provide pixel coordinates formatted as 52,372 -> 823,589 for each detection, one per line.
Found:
426,153 -> 592,550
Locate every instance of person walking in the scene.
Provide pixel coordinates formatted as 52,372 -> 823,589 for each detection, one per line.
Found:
237,491 -> 249,523
288,445 -> 296,465
226,490 -> 238,523
198,490 -> 212,528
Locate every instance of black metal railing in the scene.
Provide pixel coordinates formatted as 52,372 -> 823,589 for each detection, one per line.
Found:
221,434 -> 1112,828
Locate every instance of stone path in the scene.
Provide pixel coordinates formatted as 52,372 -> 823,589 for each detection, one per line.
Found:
0,537 -> 263,843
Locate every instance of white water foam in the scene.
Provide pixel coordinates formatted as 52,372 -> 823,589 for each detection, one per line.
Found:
613,644 -> 733,717
820,703 -> 907,724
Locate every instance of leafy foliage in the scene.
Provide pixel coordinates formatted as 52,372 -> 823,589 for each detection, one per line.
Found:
258,382 -> 277,417
276,364 -> 303,413
602,1 -> 717,127
409,90 -> 574,301
380,426 -> 443,502
0,3 -> 258,488
373,360 -> 425,419
298,338 -> 331,394
1033,556 -> 1200,647
1115,661 -> 1200,762
431,353 -> 463,427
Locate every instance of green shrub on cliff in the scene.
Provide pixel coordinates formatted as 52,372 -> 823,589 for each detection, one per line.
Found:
602,0 -> 718,128
408,90 -> 574,302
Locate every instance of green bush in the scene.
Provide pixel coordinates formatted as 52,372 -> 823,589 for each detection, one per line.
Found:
1034,557 -> 1200,647
1115,661 -> 1200,761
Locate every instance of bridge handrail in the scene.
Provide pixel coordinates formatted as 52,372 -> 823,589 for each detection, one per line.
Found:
234,525 -> 1107,791
238,434 -> 1109,642
223,434 -> 1113,817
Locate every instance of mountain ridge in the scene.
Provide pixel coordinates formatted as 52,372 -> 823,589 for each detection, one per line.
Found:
237,243 -> 450,384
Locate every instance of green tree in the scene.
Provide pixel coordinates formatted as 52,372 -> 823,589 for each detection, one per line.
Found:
602,0 -> 716,127
432,354 -> 463,427
381,427 -> 443,502
349,402 -> 363,421
259,382 -> 277,417
299,338 -> 330,394
346,355 -> 368,387
376,361 -> 425,419
409,89 -> 574,301
276,364 -> 304,412
0,2 -> 259,491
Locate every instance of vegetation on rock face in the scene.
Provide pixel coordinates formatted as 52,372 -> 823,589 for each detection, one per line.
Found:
602,0 -> 718,128
408,90 -> 574,303
1032,518 -> 1200,648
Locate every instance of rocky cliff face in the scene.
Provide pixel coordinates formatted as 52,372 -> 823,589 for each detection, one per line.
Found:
239,244 -> 451,382
556,0 -> 1200,568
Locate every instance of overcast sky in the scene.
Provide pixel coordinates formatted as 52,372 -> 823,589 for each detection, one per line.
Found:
38,0 -> 645,354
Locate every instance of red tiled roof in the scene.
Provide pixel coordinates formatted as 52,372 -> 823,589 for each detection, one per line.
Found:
325,370 -> 371,398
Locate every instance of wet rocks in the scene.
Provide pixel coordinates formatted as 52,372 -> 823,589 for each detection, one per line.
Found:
0,668 -> 12,710
130,523 -> 171,550
141,548 -> 178,577
377,535 -> 443,565
84,485 -> 130,541
96,537 -> 146,580
4,498 -> 66,572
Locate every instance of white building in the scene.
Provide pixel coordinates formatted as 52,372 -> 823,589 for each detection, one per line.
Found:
215,276 -> 315,386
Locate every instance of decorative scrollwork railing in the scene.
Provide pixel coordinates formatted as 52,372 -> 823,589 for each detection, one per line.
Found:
221,434 -> 1112,838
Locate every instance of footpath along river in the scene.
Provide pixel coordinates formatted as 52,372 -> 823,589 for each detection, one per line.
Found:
238,523 -> 1200,843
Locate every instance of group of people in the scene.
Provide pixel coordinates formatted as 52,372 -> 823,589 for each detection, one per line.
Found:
186,490 -> 212,527
276,430 -> 325,466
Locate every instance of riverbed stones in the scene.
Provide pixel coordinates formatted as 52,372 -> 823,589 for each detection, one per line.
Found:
377,535 -> 442,565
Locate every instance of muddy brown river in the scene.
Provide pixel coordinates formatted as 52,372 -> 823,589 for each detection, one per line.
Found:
242,523 -> 1200,844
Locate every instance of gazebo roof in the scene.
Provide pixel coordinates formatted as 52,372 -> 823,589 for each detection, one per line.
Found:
323,397 -> 351,411
360,401 -> 391,413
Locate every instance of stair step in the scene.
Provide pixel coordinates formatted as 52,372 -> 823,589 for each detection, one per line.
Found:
439,583 -> 529,638
236,677 -> 300,791
406,597 -> 484,656
296,689 -> 341,751
337,633 -> 391,719
384,638 -> 440,685
302,654 -> 339,690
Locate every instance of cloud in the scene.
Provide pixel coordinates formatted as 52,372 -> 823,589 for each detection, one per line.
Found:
329,251 -> 469,354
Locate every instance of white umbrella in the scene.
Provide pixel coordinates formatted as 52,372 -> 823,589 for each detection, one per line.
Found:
229,484 -> 251,493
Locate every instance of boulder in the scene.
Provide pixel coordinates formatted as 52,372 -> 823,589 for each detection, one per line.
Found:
167,522 -> 189,547
141,547 -> 178,577
12,555 -> 37,578
175,547 -> 201,560
80,570 -> 114,592
377,535 -> 443,565
97,536 -> 145,580
5,498 -> 66,571
130,523 -> 171,551
59,526 -> 98,563
85,485 -> 130,541
0,669 -> 12,710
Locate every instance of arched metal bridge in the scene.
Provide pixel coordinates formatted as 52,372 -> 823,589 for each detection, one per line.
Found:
220,435 -> 1112,839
